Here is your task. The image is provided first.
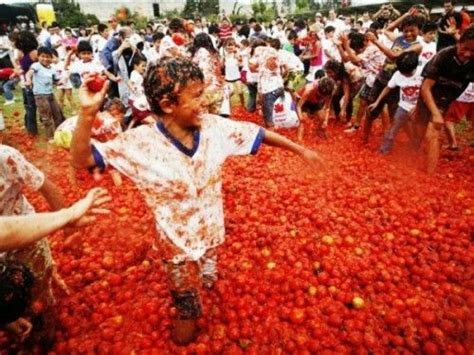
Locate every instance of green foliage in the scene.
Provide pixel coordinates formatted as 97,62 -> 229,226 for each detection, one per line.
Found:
182,0 -> 219,19
52,0 -> 99,28
251,0 -> 277,24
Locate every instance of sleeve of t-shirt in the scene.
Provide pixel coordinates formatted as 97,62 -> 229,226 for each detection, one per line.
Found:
421,50 -> 444,80
209,115 -> 265,159
30,62 -> 40,73
2,146 -> 44,191
387,71 -> 401,89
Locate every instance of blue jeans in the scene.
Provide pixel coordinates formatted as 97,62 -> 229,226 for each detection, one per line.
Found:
2,78 -> 18,101
379,106 -> 410,154
246,83 -> 258,113
22,88 -> 38,135
262,87 -> 284,126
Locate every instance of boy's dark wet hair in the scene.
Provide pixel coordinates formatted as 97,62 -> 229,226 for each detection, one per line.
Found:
396,51 -> 419,74
460,24 -> 474,42
324,59 -> 348,81
103,97 -> 126,114
318,77 -> 336,96
51,48 -> 59,58
269,38 -> 281,50
0,261 -> 34,326
324,26 -> 336,34
144,58 -> 204,114
208,23 -> 220,35
349,32 -> 366,52
152,32 -> 165,42
401,15 -> 421,30
287,30 -> 297,41
190,33 -> 217,56
422,21 -> 438,34
37,46 -> 53,56
77,40 -> 93,54
370,20 -> 384,31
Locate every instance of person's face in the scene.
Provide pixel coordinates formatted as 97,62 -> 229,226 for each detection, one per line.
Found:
101,28 -> 109,39
457,39 -> 474,62
402,25 -> 419,43
109,20 -> 117,29
325,31 -> 334,39
363,13 -> 370,21
79,51 -> 93,62
153,39 -> 161,50
146,27 -> 152,35
225,42 -> 236,53
167,80 -> 206,128
38,53 -> 52,66
423,30 -> 437,43
277,23 -> 283,30
381,9 -> 390,18
325,68 -> 336,79
108,105 -> 124,122
136,61 -> 146,74
444,2 -> 454,14
329,10 -> 336,21
65,31 -> 72,38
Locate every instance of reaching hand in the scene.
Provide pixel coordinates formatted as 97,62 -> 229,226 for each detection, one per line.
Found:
431,112 -> 444,131
368,102 -> 378,112
5,318 -> 32,343
339,33 -> 349,47
68,188 -> 111,227
366,32 -> 377,43
79,74 -> 109,118
299,148 -> 325,168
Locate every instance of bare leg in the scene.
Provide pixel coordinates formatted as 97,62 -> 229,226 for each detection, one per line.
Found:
57,89 -> 65,111
426,122 -> 441,174
444,121 -> 458,148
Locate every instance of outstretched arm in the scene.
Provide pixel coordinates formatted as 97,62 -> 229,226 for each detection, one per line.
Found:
0,188 -> 110,252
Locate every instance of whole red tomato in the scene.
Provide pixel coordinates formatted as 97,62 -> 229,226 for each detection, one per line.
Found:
87,75 -> 106,92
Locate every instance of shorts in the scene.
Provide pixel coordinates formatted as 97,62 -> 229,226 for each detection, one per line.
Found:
359,83 -> 373,101
286,71 -> 306,92
302,102 -> 324,114
226,80 -> 244,97
129,99 -> 152,122
445,101 -> 474,123
415,99 -> 447,125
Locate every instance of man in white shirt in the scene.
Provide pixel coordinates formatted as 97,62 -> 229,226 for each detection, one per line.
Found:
325,9 -> 346,35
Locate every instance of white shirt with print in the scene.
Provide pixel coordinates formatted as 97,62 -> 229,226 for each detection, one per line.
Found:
92,114 -> 264,262
419,38 -> 437,69
387,67 -> 423,112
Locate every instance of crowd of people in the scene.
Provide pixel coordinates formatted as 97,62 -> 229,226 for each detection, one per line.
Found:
0,0 -> 473,349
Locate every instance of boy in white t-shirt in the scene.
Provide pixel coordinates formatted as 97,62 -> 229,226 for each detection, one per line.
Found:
71,58 -> 323,346
127,56 -> 153,127
222,38 -> 245,108
369,51 -> 422,154
418,22 -> 437,69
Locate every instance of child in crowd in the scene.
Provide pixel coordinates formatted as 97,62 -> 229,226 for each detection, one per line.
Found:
250,45 -> 284,127
52,48 -> 75,113
419,21 -> 437,69
296,76 -> 336,140
322,26 -> 341,64
363,11 -> 423,143
282,30 -> 298,53
66,41 -> 119,87
128,56 -> 154,128
144,32 -> 165,65
271,38 -> 305,95
368,51 -> 422,154
222,38 -> 245,108
25,46 -> 64,139
71,57 -> 324,346
444,83 -> 474,151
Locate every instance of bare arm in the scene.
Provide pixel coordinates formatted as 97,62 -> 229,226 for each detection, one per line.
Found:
39,177 -> 67,210
368,86 -> 392,110
421,78 -> 443,126
0,188 -> 110,251
71,77 -> 110,168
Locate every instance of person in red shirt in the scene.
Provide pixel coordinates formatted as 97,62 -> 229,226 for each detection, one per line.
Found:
218,17 -> 233,43
460,7 -> 471,31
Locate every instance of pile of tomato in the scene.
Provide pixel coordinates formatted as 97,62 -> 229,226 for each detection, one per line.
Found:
1,108 -> 473,354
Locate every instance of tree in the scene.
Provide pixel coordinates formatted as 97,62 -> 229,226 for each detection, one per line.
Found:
182,0 -> 198,19
251,0 -> 275,23
53,0 -> 99,28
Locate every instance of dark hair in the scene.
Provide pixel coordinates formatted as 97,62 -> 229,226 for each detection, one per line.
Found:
250,38 -> 267,55
323,60 -> 347,81
77,40 -> 93,54
349,32 -> 366,52
422,21 -> 438,34
269,38 -> 281,50
318,77 -> 336,96
370,20 -> 384,31
314,69 -> 325,80
98,23 -> 108,34
287,30 -> 297,41
241,38 -> 250,46
37,46 -> 53,56
396,51 -> 419,74
444,0 -> 455,5
208,23 -> 220,35
132,55 -> 146,68
460,24 -> 474,42
238,24 -> 250,38
249,18 -> 257,24
191,32 -> 217,56
13,30 -> 38,54
65,27 -> 72,33
51,48 -> 58,57
103,97 -> 126,113
223,37 -> 237,47
401,16 -> 421,30
152,32 -> 165,42
356,20 -> 363,27
324,26 -> 335,34
0,261 -> 34,326
169,18 -> 184,32
144,58 -> 204,114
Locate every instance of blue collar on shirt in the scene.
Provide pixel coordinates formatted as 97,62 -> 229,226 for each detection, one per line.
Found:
156,121 -> 200,158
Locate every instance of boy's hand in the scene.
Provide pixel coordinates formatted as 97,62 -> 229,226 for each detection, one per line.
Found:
366,32 -> 377,43
431,111 -> 444,130
79,75 -> 110,118
299,148 -> 324,168
5,318 -> 32,343
68,187 -> 111,226
368,102 -> 378,111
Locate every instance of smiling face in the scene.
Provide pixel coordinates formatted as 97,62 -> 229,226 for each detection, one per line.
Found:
166,80 -> 206,129
457,39 -> 474,62
403,25 -> 420,43
38,52 -> 52,66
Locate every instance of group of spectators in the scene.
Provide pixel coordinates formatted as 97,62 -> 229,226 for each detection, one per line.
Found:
0,0 -> 473,349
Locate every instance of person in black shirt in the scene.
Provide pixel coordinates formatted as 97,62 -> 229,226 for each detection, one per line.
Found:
415,24 -> 474,173
437,0 -> 463,51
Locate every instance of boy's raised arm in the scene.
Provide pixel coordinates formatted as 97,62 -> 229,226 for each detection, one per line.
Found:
71,77 -> 109,168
